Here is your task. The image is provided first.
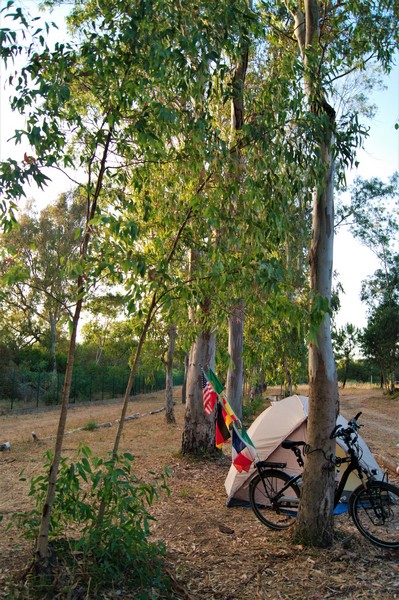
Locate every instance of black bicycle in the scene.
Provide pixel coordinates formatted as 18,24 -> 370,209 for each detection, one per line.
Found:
249,412 -> 399,548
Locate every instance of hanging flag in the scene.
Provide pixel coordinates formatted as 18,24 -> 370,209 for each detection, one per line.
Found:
220,394 -> 238,423
222,405 -> 235,430
216,403 -> 231,448
207,368 -> 239,423
201,370 -> 217,415
208,368 -> 225,395
232,425 -> 257,473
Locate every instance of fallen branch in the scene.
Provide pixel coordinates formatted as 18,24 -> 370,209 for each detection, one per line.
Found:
31,407 -> 167,442
115,407 -> 166,423
90,422 -> 113,429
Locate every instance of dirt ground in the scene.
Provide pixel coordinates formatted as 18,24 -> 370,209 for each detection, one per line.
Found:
0,385 -> 398,599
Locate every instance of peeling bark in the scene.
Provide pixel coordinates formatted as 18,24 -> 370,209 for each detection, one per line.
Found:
225,32 -> 249,418
181,329 -> 216,454
226,301 -> 244,420
287,0 -> 339,547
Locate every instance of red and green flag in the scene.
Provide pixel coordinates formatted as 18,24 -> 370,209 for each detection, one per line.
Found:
208,368 -> 239,423
207,368 -> 225,395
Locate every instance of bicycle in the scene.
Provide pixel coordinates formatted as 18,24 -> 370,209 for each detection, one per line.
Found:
249,412 -> 399,548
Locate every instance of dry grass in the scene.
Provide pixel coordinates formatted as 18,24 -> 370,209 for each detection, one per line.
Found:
0,386 -> 398,599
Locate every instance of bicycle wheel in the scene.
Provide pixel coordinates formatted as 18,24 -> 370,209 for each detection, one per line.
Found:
349,481 -> 399,548
249,469 -> 300,530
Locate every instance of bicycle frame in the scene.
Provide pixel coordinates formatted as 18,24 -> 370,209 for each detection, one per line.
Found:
333,449 -> 367,508
255,439 -> 373,511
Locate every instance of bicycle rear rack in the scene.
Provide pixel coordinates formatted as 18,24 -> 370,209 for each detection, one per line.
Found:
256,460 -> 287,470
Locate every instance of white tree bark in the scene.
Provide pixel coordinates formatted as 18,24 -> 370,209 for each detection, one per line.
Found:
182,328 -> 216,454
286,0 -> 339,546
226,301 -> 244,419
225,31 -> 249,417
296,135 -> 339,546
182,248 -> 217,454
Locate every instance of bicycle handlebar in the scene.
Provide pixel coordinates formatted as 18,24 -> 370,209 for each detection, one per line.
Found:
330,412 -> 363,440
350,412 -> 362,425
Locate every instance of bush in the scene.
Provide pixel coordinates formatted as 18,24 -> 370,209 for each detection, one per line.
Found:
14,447 -> 172,596
242,394 -> 268,424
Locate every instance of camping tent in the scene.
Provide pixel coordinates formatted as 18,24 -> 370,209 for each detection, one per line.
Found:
225,395 -> 380,506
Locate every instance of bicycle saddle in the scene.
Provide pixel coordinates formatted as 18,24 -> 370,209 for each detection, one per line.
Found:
282,440 -> 306,449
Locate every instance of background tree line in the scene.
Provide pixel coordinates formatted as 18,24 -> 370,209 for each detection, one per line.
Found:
1,180 -> 397,411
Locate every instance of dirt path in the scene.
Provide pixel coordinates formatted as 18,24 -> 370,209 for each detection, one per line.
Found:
0,386 -> 398,599
338,388 -> 399,472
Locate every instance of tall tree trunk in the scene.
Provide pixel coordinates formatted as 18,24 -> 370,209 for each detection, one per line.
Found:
181,328 -> 216,455
111,207 -> 194,455
294,133 -> 339,546
284,356 -> 293,397
49,312 -> 57,375
111,293 -> 157,456
165,324 -> 177,424
249,366 -> 266,401
97,208 -> 195,524
182,248 -> 217,454
181,351 -> 188,404
287,1 -> 339,546
226,301 -> 244,419
36,294 -> 83,564
342,357 -> 349,389
225,32 -> 249,418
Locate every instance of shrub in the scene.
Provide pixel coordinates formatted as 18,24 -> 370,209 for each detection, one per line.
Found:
15,446 -> 171,596
82,421 -> 98,431
242,394 -> 268,424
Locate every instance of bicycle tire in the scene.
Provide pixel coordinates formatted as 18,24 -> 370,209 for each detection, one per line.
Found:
349,480 -> 399,548
249,469 -> 300,530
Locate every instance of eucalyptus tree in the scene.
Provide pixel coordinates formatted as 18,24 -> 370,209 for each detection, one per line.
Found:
179,0 -> 327,448
66,1 -> 270,460
361,254 -> 399,309
361,297 -> 399,392
224,1 -> 253,419
268,0 -> 399,546
337,173 -> 399,277
332,323 -> 359,388
0,191 -> 85,372
360,255 -> 399,391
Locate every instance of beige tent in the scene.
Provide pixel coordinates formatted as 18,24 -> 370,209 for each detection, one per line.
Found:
225,395 -> 380,506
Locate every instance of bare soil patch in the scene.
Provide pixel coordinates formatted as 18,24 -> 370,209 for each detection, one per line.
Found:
0,386 -> 398,599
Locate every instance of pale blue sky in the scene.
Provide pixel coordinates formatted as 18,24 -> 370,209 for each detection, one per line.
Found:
334,61 -> 399,329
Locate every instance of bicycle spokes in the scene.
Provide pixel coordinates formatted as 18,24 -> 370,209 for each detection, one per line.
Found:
350,482 -> 399,548
249,470 -> 301,530
359,486 -> 395,524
